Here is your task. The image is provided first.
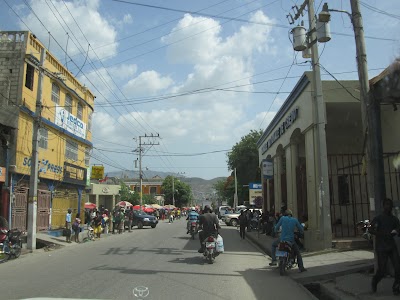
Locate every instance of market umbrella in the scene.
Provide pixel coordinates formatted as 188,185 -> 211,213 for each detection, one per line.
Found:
143,207 -> 155,213
151,204 -> 162,209
132,205 -> 142,210
164,204 -> 176,210
84,202 -> 96,209
117,201 -> 133,207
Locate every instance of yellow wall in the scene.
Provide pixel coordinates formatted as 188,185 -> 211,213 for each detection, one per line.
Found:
51,188 -> 86,229
16,32 -> 94,180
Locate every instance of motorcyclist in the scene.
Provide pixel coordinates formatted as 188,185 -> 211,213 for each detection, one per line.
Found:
198,205 -> 221,253
269,209 -> 307,272
186,207 -> 199,234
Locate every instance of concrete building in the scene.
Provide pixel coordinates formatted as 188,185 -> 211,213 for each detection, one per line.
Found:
87,183 -> 120,211
0,31 -> 94,230
257,71 -> 400,251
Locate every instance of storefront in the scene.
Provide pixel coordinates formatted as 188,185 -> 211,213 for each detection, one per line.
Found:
87,183 -> 120,212
257,71 -> 400,251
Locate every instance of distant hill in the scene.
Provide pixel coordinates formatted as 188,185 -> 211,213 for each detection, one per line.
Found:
106,170 -> 226,200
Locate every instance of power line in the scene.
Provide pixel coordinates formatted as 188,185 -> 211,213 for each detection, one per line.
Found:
360,2 -> 400,21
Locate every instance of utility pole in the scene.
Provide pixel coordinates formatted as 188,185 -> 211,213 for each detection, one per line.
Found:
292,0 -> 332,249
234,168 -> 238,209
350,0 -> 385,215
172,176 -> 175,207
27,48 -> 45,250
137,133 -> 160,210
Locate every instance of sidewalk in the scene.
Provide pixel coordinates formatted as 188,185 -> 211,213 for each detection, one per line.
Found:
242,228 -> 391,298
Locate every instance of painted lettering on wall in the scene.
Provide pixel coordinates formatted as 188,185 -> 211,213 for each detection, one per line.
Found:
22,157 -> 63,174
261,107 -> 299,154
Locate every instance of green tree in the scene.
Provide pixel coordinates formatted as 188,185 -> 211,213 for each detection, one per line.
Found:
119,181 -> 140,205
162,176 -> 193,207
227,130 -> 263,204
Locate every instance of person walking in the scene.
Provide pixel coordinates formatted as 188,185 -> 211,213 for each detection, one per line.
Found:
128,208 -> 133,232
93,211 -> 103,239
72,213 -> 81,243
370,198 -> 400,295
239,210 -> 247,240
65,209 -> 72,243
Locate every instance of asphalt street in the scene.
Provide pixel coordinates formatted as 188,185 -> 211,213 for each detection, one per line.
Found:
1,219 -> 314,300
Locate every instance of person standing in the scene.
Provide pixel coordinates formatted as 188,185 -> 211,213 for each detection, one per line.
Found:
65,209 -> 72,243
128,208 -> 133,232
93,211 -> 103,239
239,210 -> 247,240
118,208 -> 125,234
72,213 -> 81,243
370,198 -> 400,295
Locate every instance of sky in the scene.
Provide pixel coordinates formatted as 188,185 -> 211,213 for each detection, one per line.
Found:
1,0 -> 399,180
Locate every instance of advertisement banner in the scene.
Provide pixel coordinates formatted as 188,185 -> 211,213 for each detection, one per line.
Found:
91,165 -> 104,180
63,162 -> 87,186
262,159 -> 273,179
55,105 -> 87,139
0,166 -> 5,182
249,182 -> 262,206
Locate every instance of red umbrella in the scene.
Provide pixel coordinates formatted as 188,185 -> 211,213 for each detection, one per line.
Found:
117,201 -> 133,207
84,202 -> 96,209
143,207 -> 155,213
132,205 -> 142,210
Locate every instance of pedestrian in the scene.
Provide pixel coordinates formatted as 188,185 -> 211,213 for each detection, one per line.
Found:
65,208 -> 72,243
246,209 -> 253,232
370,198 -> 400,295
72,213 -> 81,243
128,208 -> 133,232
118,208 -> 125,234
155,209 -> 160,220
93,211 -> 103,239
239,210 -> 247,239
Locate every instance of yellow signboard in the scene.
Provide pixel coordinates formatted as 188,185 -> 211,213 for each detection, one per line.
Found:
91,165 -> 104,179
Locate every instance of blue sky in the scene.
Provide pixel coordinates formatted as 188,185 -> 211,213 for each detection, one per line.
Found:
1,0 -> 399,179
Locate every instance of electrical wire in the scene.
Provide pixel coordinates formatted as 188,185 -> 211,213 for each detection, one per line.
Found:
360,2 -> 400,21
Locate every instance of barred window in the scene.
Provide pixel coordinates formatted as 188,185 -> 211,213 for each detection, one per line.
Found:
65,139 -> 78,161
38,127 -> 48,149
65,94 -> 72,113
51,83 -> 60,104
88,110 -> 93,131
25,64 -> 34,90
77,102 -> 83,120
85,148 -> 90,166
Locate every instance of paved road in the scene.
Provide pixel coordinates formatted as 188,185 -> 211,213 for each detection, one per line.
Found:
1,219 -> 314,300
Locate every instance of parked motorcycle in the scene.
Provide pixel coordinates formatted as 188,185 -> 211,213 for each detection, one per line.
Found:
357,219 -> 372,244
0,228 -> 23,263
189,221 -> 198,240
275,241 -> 297,276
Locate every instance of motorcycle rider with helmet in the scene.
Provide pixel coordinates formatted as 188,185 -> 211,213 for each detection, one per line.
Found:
269,209 -> 307,272
198,205 -> 221,253
186,207 -> 199,234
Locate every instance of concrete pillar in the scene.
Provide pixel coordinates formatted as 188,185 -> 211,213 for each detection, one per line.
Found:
112,195 -> 116,208
274,155 -> 282,213
266,179 -> 270,211
95,194 -> 99,208
304,128 -> 322,251
286,143 -> 298,217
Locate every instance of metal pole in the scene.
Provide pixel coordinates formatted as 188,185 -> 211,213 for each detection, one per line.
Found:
307,0 -> 332,249
172,176 -> 175,207
27,48 -> 45,250
234,168 -> 238,209
350,0 -> 384,215
139,136 -> 143,210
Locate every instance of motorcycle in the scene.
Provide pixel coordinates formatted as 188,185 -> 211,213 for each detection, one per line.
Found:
356,219 -> 372,244
189,221 -> 198,240
202,234 -> 220,264
276,241 -> 297,276
0,228 -> 23,263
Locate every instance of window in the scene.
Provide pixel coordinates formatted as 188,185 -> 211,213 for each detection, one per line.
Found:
51,83 -> 60,104
77,102 -> 83,120
25,64 -> 34,90
65,94 -> 72,113
38,127 -> 48,149
150,186 -> 157,195
87,110 -> 93,131
85,148 -> 90,166
338,175 -> 350,205
65,139 -> 78,161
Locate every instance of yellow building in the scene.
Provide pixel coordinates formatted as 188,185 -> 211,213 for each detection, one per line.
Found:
0,31 -> 94,230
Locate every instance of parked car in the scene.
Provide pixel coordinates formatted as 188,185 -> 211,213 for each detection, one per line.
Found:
125,210 -> 158,229
224,208 -> 262,227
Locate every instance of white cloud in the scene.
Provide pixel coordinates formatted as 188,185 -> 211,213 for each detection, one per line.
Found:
17,0 -> 118,60
123,14 -> 133,25
123,71 -> 174,96
108,64 -> 137,80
